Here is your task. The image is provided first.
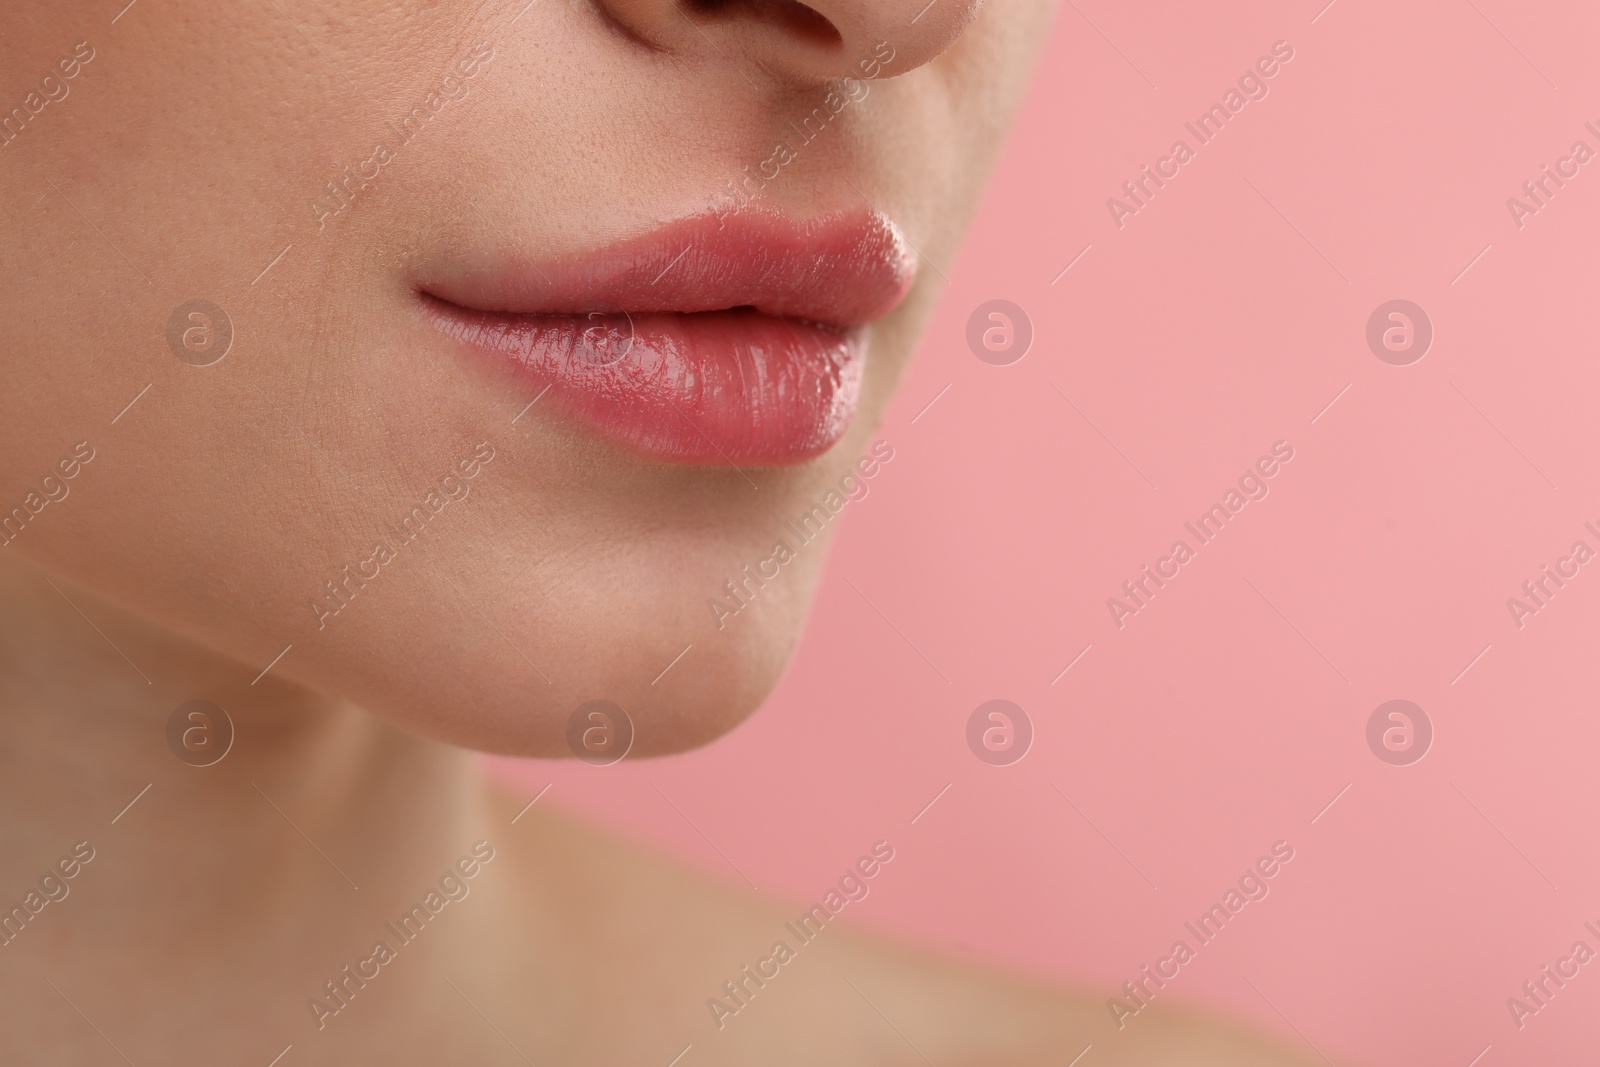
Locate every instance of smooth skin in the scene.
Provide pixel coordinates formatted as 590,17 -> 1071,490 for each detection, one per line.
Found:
0,0 -> 1329,1062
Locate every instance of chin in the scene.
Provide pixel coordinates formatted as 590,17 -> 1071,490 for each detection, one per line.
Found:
363,602 -> 805,761
278,518 -> 830,761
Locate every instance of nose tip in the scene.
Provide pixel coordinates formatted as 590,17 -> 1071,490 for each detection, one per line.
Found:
798,0 -> 986,77
595,0 -> 987,84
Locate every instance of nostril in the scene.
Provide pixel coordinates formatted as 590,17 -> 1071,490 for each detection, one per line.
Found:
682,0 -> 843,48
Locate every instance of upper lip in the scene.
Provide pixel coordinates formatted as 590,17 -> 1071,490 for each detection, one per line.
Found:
416,207 -> 918,329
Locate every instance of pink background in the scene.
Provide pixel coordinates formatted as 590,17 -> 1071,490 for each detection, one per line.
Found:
493,2 -> 1600,1062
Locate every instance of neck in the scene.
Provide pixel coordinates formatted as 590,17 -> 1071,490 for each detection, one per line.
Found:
0,549 -> 496,982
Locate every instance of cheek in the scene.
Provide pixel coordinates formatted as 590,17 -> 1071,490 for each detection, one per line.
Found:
0,0 -> 1040,761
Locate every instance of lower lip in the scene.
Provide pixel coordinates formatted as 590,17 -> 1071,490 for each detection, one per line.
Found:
425,298 -> 865,465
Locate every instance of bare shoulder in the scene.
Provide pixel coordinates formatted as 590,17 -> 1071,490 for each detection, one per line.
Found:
493,799 -> 1333,1067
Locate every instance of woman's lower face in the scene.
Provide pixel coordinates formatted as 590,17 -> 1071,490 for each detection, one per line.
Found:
0,0 -> 1055,754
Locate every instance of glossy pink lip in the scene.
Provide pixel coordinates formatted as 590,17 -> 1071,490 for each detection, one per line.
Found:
419,209 -> 916,465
